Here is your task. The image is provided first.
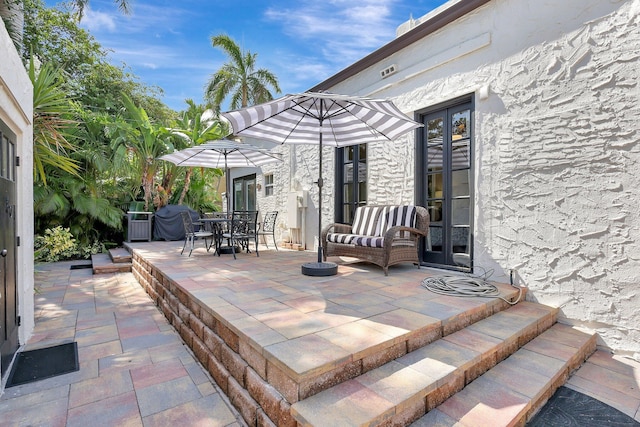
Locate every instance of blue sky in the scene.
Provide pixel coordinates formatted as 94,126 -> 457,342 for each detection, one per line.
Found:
48,0 -> 447,112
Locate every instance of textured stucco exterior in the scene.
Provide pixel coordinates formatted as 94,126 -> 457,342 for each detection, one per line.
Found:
0,14 -> 35,381
257,0 -> 640,356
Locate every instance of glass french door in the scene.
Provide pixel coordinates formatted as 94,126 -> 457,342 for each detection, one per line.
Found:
419,100 -> 473,269
335,144 -> 367,223
233,174 -> 256,211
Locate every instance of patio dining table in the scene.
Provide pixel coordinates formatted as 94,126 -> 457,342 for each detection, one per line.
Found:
199,216 -> 233,256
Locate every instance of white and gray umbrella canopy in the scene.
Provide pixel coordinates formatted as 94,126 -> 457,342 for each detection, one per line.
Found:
160,139 -> 282,212
221,92 -> 422,146
160,139 -> 281,169
221,92 -> 423,275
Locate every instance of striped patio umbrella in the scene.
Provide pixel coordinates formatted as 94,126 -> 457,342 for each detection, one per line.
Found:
221,92 -> 423,275
160,139 -> 282,212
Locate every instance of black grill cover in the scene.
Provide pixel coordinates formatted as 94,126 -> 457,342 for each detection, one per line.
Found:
153,205 -> 200,241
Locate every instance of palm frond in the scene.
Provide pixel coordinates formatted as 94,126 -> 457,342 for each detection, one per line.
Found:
211,34 -> 244,70
30,57 -> 81,184
33,185 -> 71,217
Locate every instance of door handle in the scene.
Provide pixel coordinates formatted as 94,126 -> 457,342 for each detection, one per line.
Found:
1,249 -> 7,257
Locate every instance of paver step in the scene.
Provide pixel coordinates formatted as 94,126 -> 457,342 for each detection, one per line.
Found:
109,247 -> 132,263
290,302 -> 563,426
414,323 -> 597,426
91,252 -> 132,274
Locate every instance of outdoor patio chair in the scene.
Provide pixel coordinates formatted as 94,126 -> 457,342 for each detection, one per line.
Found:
201,212 -> 231,254
222,210 -> 259,259
180,211 -> 214,256
258,211 -> 278,250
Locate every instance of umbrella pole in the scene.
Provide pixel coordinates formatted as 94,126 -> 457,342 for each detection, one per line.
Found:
225,155 -> 230,213
316,131 -> 323,264
301,115 -> 337,276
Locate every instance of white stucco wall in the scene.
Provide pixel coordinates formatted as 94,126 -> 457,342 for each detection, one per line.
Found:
0,20 -> 35,370
253,144 -> 327,249
261,0 -> 640,356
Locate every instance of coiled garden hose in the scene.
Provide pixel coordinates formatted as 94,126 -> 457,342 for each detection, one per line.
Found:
421,268 -> 523,305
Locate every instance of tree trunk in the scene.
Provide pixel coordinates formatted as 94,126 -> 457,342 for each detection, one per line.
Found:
1,0 -> 24,51
142,163 -> 154,212
177,167 -> 192,205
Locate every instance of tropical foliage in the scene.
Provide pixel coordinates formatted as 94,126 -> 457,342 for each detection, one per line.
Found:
2,1 -> 280,258
164,99 -> 227,205
30,57 -> 80,185
108,94 -> 172,211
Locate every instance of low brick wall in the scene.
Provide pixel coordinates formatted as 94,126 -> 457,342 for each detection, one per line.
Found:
131,253 -> 296,427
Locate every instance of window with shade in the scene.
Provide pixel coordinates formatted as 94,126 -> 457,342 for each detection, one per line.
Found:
264,173 -> 274,196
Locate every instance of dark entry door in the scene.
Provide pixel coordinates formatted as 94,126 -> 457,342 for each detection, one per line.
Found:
0,126 -> 19,375
419,99 -> 473,269
233,174 -> 256,211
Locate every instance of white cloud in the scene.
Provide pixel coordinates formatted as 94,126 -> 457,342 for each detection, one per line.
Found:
80,7 -> 118,32
81,2 -> 188,36
264,0 -> 400,68
265,50 -> 333,92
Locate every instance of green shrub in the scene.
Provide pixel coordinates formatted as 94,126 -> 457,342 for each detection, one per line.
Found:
34,226 -> 77,262
77,241 -> 104,259
35,226 -> 106,263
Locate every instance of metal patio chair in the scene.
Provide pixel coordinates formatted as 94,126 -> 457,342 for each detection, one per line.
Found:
222,210 -> 259,259
180,211 -> 213,256
258,211 -> 278,250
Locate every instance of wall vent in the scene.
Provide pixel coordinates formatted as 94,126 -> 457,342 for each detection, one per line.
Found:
380,64 -> 398,79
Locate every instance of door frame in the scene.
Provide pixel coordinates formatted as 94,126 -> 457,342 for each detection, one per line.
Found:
415,94 -> 475,271
0,121 -> 19,375
334,143 -> 368,224
233,174 -> 257,211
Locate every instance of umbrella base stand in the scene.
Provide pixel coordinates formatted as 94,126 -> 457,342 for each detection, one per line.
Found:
301,262 -> 338,277
217,246 -> 240,255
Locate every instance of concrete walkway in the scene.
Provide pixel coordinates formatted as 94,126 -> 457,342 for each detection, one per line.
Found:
0,260 -> 244,427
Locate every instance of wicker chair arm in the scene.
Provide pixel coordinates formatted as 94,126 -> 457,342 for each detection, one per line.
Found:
383,225 -> 425,244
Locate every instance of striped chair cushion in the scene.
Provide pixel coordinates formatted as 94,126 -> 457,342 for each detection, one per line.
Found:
327,233 -> 356,244
327,233 -> 384,248
352,236 -> 384,248
380,206 -> 417,238
352,206 -> 383,237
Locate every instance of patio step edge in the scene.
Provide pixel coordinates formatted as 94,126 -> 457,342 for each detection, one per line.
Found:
109,247 -> 132,263
290,302 -> 570,427
91,252 -> 132,274
413,323 -> 597,426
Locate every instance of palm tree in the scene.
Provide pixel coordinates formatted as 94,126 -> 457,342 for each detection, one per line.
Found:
164,99 -> 226,205
1,0 -> 24,49
205,34 -> 281,111
109,94 -> 170,211
70,0 -> 131,20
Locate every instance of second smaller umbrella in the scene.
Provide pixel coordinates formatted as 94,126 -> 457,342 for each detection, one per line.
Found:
160,138 -> 282,212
